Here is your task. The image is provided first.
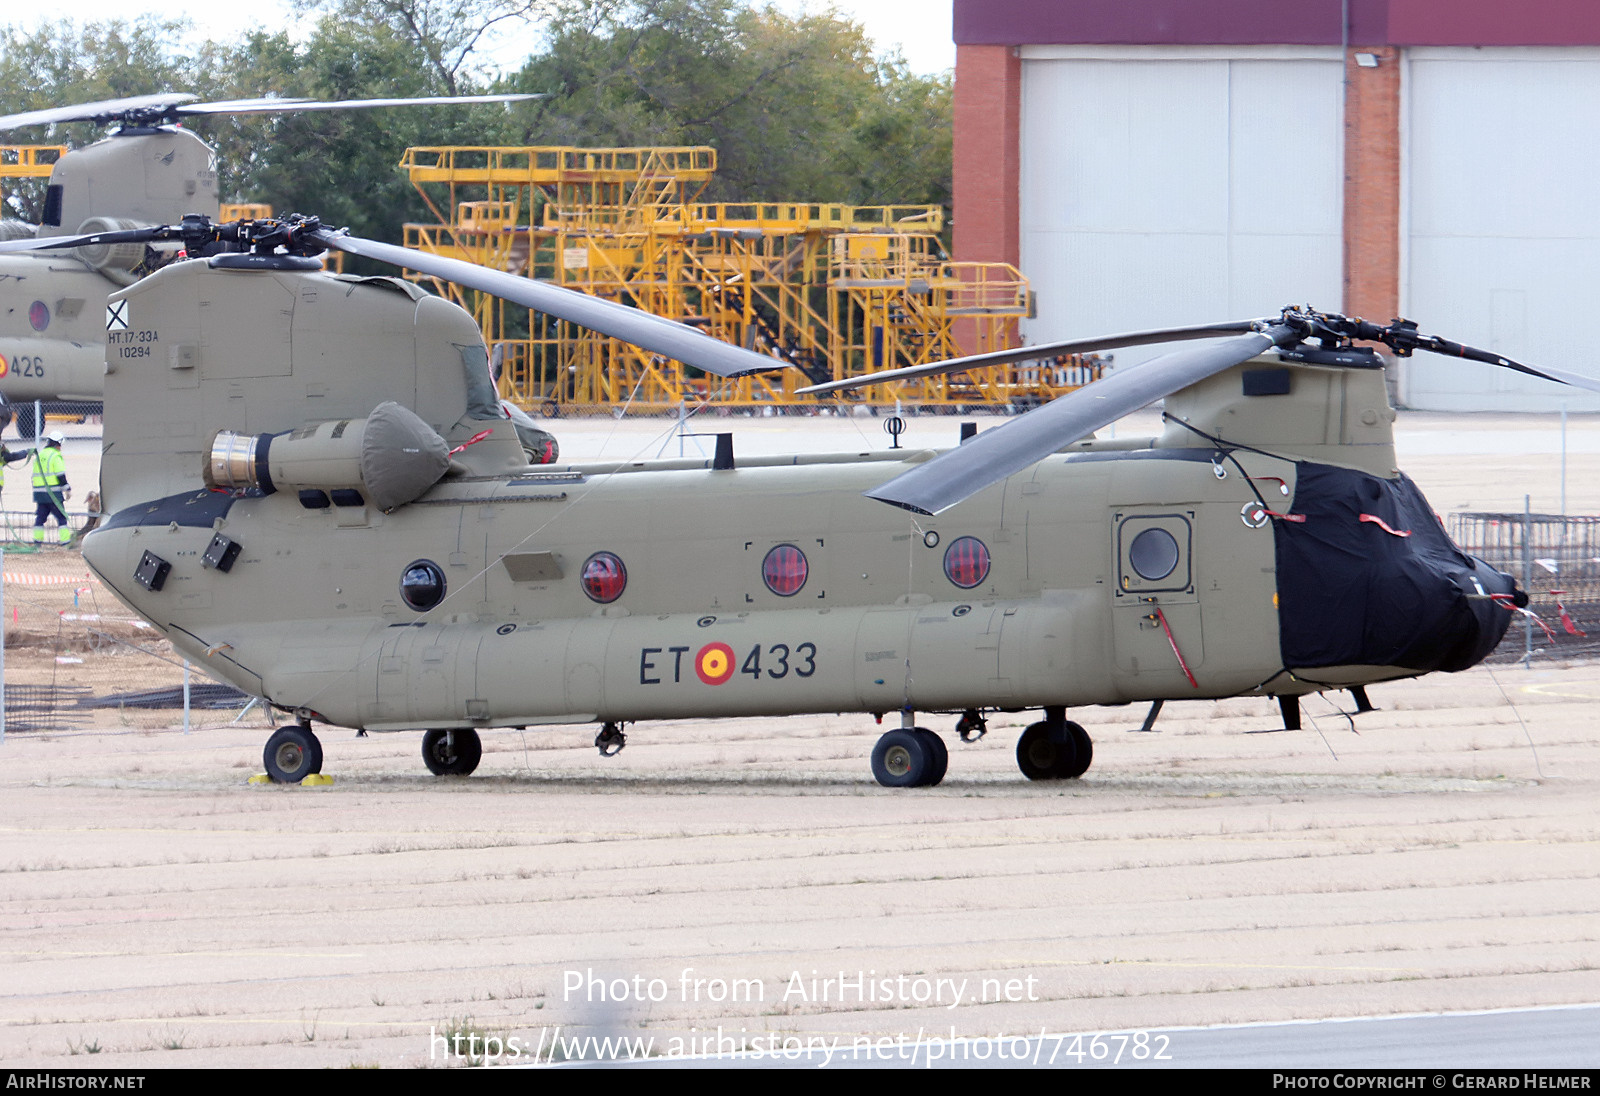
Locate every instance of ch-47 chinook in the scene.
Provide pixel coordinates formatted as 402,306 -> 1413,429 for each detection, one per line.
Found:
0,92 -> 534,434
1,214 -> 1586,788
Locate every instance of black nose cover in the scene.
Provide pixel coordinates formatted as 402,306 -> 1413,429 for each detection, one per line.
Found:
1274,463 -> 1519,673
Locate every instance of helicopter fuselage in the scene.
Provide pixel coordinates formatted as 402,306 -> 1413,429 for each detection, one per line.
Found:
0,254 -> 118,402
75,255 -> 1520,782
0,127 -> 219,410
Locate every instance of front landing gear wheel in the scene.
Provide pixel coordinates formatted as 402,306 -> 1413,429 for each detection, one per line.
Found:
264,725 -> 323,783
1016,721 -> 1079,781
871,728 -> 940,788
1061,721 -> 1093,778
421,729 -> 482,776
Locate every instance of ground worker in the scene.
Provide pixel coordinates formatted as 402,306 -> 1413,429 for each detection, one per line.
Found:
31,430 -> 71,546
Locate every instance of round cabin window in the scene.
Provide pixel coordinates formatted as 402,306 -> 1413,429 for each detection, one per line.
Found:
943,536 -> 991,589
400,560 -> 447,611
762,544 -> 808,596
1128,528 -> 1180,582
580,551 -> 628,603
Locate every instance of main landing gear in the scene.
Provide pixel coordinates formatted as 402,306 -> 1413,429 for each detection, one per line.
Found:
870,724 -> 949,788
1016,706 -> 1093,780
263,723 -> 323,783
868,706 -> 1097,787
422,729 -> 482,776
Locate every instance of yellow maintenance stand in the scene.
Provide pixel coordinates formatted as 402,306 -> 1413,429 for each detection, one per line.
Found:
399,145 -> 1100,412
0,146 -> 65,221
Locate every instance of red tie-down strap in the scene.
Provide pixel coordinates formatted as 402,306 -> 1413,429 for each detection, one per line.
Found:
1549,590 -> 1588,637
448,428 -> 495,456
1490,592 -> 1557,642
1149,606 -> 1200,689
1245,503 -> 1306,524
1359,513 -> 1411,537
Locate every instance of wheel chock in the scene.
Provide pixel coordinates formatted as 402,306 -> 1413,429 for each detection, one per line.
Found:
300,773 -> 335,787
247,773 -> 273,785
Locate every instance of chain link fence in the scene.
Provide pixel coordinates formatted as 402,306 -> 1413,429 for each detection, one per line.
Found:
1447,510 -> 1600,662
0,548 -> 271,737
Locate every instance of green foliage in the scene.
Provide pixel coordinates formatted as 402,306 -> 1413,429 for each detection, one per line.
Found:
0,0 -> 950,238
0,18 -> 228,218
298,0 -> 549,93
520,0 -> 952,206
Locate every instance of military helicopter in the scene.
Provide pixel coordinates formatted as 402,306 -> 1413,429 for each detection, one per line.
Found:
2,212 -> 1585,788
0,92 -> 535,434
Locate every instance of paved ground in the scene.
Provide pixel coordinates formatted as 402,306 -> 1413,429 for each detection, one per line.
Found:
1,408 -> 1598,1069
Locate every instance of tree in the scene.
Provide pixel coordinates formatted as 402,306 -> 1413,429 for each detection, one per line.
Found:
0,1 -> 951,234
294,0 -> 549,93
517,0 -> 952,208
0,18 -> 234,219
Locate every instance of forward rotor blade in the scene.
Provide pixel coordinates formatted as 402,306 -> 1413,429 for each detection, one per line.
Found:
798,320 -> 1264,396
0,94 -> 197,130
1421,338 -> 1600,394
177,93 -> 543,116
866,325 -> 1296,515
312,230 -> 783,379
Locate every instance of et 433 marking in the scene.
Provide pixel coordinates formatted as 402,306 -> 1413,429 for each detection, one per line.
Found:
640,641 -> 817,686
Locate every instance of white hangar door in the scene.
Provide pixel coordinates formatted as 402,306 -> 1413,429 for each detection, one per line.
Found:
1403,48 -> 1600,411
1018,46 -> 1344,368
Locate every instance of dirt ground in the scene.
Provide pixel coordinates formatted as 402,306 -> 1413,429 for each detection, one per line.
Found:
1,411 -> 1598,1069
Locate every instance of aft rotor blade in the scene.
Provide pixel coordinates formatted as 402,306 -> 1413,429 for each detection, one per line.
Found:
797,320 -> 1264,396
177,93 -> 543,116
0,93 -> 197,130
865,325 -> 1297,515
313,230 -> 783,379
0,227 -> 163,254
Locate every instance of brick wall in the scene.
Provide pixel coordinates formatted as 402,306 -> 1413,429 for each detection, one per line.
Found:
1343,46 -> 1402,324
952,43 -> 1021,269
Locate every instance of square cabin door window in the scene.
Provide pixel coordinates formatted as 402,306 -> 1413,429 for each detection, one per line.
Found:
1116,514 -> 1193,596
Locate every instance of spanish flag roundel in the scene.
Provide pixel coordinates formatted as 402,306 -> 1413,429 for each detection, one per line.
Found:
695,642 -> 735,685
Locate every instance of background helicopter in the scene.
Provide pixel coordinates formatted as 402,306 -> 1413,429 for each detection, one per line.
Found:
4,213 -> 1590,789
0,91 -> 535,435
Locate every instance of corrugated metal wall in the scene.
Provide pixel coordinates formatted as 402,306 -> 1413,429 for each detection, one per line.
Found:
1403,47 -> 1600,411
1019,47 -> 1343,367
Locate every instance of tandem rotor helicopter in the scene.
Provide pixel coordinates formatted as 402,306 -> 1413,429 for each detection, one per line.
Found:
2,211 -> 1592,789
0,91 -> 535,434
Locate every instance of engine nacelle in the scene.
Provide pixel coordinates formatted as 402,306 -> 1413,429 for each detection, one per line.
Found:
204,401 -> 450,511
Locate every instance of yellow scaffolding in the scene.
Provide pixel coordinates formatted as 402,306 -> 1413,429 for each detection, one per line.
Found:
0,146 -> 64,217
401,145 -> 1093,412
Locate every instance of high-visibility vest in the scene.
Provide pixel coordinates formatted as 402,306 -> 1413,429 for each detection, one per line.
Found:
32,446 -> 65,492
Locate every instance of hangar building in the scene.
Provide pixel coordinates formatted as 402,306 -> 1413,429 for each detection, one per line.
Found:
952,0 -> 1600,410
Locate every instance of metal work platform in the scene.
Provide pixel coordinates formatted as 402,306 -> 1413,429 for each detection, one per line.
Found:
400,144 -> 1086,412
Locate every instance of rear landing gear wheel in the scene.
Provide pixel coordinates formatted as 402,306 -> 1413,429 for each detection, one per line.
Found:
422,729 -> 482,776
1016,721 -> 1079,781
264,725 -> 323,783
14,403 -> 39,441
871,728 -> 936,788
914,729 -> 948,786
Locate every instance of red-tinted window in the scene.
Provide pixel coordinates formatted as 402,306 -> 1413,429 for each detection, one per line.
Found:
581,552 -> 627,603
943,536 -> 990,589
762,544 -> 808,596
